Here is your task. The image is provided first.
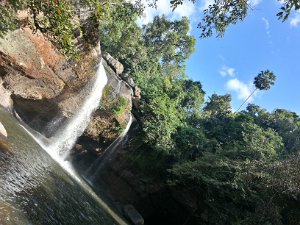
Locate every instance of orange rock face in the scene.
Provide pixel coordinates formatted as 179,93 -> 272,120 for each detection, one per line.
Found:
0,28 -> 66,99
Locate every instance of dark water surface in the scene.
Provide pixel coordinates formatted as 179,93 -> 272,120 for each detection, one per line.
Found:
0,109 -> 118,225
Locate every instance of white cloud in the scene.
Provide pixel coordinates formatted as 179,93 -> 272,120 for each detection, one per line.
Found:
200,0 -> 214,10
248,0 -> 263,7
226,78 -> 256,102
262,17 -> 270,30
200,0 -> 262,11
139,0 -> 196,24
262,17 -> 271,37
174,1 -> 196,18
219,66 -> 236,77
276,0 -> 285,4
290,11 -> 300,27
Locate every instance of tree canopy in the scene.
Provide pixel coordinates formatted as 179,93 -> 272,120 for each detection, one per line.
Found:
165,0 -> 300,37
97,3 -> 300,224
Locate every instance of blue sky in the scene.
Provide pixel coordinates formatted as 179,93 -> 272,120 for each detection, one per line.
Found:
139,0 -> 300,114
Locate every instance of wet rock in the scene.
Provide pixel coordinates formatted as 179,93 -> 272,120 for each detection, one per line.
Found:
11,96 -> 66,137
74,144 -> 84,152
0,122 -> 7,140
123,205 -> 144,225
102,52 -> 124,75
0,122 -> 11,154
0,78 -> 12,111
0,28 -> 65,100
0,25 -> 104,133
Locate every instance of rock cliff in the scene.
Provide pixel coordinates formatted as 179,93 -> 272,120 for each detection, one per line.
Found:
0,22 -> 137,140
0,12 -> 182,225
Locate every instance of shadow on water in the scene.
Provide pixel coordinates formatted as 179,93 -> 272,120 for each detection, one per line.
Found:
0,109 -> 120,225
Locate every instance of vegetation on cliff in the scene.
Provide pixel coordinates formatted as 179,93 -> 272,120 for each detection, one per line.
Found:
1,0 -> 109,56
98,2 -> 300,225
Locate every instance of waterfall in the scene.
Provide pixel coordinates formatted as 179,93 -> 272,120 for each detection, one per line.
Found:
48,62 -> 107,158
85,114 -> 133,179
19,58 -> 129,225
112,79 -> 122,98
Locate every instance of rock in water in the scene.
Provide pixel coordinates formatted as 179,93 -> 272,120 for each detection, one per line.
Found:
0,121 -> 11,154
0,122 -> 7,140
123,205 -> 144,225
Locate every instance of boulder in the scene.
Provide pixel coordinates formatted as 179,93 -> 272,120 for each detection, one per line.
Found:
0,122 -> 7,140
123,205 -> 144,225
120,73 -> 136,88
133,86 -> 141,99
0,122 -> 11,154
0,28 -> 65,100
0,78 -> 12,111
102,52 -> 124,75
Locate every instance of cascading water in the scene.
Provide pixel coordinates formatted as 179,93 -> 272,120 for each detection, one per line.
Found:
112,79 -> 122,98
85,114 -> 133,180
19,57 -> 129,225
49,61 -> 107,158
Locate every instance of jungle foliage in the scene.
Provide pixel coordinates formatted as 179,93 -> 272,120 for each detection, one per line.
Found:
98,2 -> 300,225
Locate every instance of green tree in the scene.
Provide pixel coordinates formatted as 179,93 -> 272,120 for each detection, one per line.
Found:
141,92 -> 184,151
99,3 -> 146,71
269,109 -> 300,153
173,126 -> 207,159
167,0 -> 300,37
180,80 -> 205,116
143,16 -> 195,68
203,94 -> 232,117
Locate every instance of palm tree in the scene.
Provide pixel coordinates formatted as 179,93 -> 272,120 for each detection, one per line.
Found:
236,70 -> 276,112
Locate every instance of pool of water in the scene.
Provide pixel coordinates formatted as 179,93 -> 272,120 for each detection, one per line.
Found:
0,108 -> 120,225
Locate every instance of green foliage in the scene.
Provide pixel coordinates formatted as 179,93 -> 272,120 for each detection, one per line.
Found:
99,7 -> 199,150
97,2 -> 300,224
99,3 -> 145,71
112,96 -> 129,116
203,94 -> 232,117
30,0 -> 77,56
277,0 -> 300,22
100,85 -> 129,116
0,7 -> 18,38
173,126 -> 207,159
198,0 -> 248,38
97,3 -> 300,224
168,0 -> 300,38
126,145 -> 170,176
143,16 -> 195,66
181,80 -> 205,116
